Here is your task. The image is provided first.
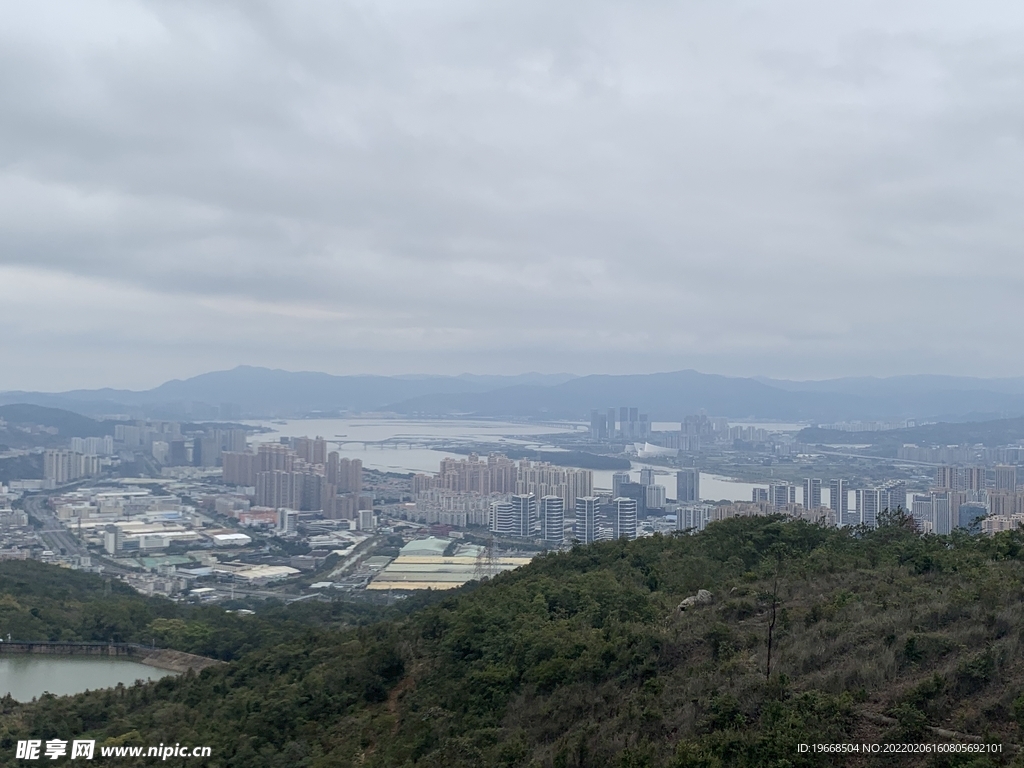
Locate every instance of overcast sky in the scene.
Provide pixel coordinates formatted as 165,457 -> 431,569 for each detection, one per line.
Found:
0,1 -> 1021,391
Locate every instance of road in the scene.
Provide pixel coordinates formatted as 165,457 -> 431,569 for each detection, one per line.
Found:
23,494 -> 91,557
22,494 -> 132,575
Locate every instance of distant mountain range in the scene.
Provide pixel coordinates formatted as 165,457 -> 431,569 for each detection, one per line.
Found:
5,366 -> 1024,423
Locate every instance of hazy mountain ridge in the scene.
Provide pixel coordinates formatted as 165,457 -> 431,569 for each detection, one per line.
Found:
5,366 -> 1024,422
383,371 -> 860,421
758,374 -> 1024,396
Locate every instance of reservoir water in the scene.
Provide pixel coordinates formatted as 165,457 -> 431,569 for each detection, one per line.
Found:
0,657 -> 177,702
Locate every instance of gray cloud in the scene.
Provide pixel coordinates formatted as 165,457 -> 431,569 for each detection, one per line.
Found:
0,0 -> 1021,390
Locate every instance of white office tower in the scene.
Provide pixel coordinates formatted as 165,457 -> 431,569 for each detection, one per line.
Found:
490,500 -> 515,536
509,493 -> 538,538
645,484 -> 667,511
539,495 -> 564,543
612,497 -> 638,540
676,468 -> 699,503
639,468 -> 656,487
802,478 -> 822,509
574,496 -> 599,544
829,479 -> 849,522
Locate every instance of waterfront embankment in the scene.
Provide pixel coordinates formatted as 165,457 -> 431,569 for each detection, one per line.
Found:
0,641 -> 222,673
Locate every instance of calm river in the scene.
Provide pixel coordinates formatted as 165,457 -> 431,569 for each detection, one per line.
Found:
0,657 -> 176,702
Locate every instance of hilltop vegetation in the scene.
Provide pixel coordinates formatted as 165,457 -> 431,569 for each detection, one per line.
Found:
3,518 -> 1024,766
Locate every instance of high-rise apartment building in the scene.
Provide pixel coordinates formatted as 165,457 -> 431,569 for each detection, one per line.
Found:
255,470 -> 304,510
114,424 -> 143,448
44,450 -> 73,487
988,491 -> 1024,517
829,479 -> 848,519
320,453 -> 363,519
802,478 -> 822,509
327,453 -> 362,492
639,468 -> 655,487
677,504 -> 711,532
169,440 -> 188,466
947,490 -> 968,522
612,472 -> 631,499
935,465 -> 957,490
935,465 -> 986,492
858,489 -> 880,528
769,483 -> 796,509
71,436 -> 115,456
193,436 -> 221,468
933,493 -> 952,535
880,480 -> 907,514
645,484 -> 666,511
617,482 -> 647,518
604,407 -> 650,441
223,451 -> 258,486
539,495 -> 564,543
489,500 -> 514,536
222,429 -> 248,454
611,497 -> 638,540
516,461 -> 592,513
995,465 -> 1017,492
912,494 -> 934,530
965,467 -> 985,492
439,453 -> 517,494
294,436 -> 328,466
676,468 -> 699,503
257,443 -> 294,473
574,497 -> 599,544
43,450 -> 102,489
958,502 -> 987,532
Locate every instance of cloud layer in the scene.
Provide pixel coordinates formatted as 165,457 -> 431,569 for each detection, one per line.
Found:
1,0 -> 1021,389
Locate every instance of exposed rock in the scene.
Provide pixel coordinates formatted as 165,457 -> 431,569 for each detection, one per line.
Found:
677,589 -> 713,611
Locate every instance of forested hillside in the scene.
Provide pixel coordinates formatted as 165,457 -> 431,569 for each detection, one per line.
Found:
0,561 -> 402,660
3,517 -> 1024,767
